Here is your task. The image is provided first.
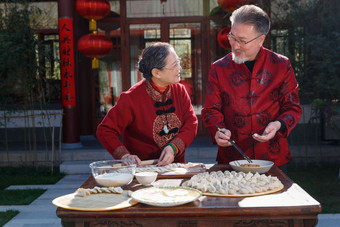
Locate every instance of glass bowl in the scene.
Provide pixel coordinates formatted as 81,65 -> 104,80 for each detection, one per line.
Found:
89,160 -> 137,187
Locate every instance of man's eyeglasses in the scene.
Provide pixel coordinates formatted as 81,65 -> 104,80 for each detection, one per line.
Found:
227,33 -> 263,46
163,58 -> 181,70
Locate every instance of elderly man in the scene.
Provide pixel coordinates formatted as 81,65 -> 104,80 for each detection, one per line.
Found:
201,5 -> 302,169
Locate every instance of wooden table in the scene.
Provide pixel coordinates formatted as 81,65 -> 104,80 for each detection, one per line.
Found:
56,165 -> 321,227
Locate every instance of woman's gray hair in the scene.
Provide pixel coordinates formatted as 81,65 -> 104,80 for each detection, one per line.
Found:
230,5 -> 270,36
137,42 -> 172,79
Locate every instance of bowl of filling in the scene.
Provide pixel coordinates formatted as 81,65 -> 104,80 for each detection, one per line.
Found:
229,160 -> 274,174
89,160 -> 136,187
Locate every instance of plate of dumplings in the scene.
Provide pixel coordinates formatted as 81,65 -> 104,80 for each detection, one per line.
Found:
182,170 -> 284,197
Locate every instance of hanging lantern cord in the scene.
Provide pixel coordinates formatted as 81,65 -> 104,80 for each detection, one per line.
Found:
89,19 -> 97,31
92,57 -> 99,69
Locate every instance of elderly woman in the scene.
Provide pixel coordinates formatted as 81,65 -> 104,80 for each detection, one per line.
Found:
97,42 -> 198,166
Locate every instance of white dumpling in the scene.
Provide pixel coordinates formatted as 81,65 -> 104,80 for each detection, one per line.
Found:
191,181 -> 199,188
239,187 -> 249,194
210,172 -> 218,178
108,187 -> 123,194
216,171 -> 224,178
246,186 -> 255,194
90,188 -> 98,194
201,184 -> 209,192
196,183 -> 204,191
254,186 -> 262,193
207,183 -> 216,193
245,172 -> 253,180
268,182 -> 276,190
224,170 -> 232,177
261,185 -> 269,192
191,175 -> 199,181
76,188 -> 90,197
228,188 -> 236,195
219,187 -> 228,194
101,187 -> 110,193
231,179 -> 239,186
229,183 -> 239,191
215,183 -> 224,194
250,176 -> 258,183
221,178 -> 230,185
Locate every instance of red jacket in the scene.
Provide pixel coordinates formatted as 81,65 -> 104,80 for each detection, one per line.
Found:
97,79 -> 198,163
202,47 -> 302,166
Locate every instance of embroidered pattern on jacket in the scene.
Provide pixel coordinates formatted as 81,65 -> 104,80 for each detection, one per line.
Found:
221,91 -> 231,106
230,72 -> 247,86
255,69 -> 272,85
153,113 -> 181,148
144,80 -> 182,149
256,111 -> 271,127
145,79 -> 171,102
232,113 -> 247,128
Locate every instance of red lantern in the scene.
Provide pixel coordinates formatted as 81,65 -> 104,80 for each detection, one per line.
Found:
76,0 -> 111,31
217,27 -> 231,50
218,0 -> 246,12
78,32 -> 113,69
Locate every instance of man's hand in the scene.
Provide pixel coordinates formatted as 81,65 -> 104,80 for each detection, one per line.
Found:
157,145 -> 175,166
252,121 -> 281,142
215,128 -> 233,147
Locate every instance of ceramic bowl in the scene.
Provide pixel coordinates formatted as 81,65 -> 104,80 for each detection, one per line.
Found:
229,160 -> 274,174
135,172 -> 158,186
89,160 -> 136,187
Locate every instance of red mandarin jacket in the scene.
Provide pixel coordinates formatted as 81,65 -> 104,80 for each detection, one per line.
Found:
201,47 -> 302,166
97,79 -> 198,163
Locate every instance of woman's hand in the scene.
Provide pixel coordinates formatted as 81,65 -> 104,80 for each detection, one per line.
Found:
157,145 -> 175,166
121,154 -> 142,165
215,128 -> 233,147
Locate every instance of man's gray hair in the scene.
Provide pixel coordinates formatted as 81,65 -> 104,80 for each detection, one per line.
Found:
230,5 -> 270,36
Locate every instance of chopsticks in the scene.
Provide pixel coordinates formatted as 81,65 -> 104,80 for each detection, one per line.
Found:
215,125 -> 253,163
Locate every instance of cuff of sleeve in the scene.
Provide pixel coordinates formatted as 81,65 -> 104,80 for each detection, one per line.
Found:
278,119 -> 286,132
169,137 -> 185,156
113,146 -> 130,159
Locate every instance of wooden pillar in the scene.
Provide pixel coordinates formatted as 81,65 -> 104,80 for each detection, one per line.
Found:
75,11 -> 93,136
120,0 -> 130,91
58,0 -> 81,147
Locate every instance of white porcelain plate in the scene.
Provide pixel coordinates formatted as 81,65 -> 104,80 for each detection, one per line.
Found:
131,186 -> 201,207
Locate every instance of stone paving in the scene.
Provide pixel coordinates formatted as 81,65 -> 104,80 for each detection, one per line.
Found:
2,175 -> 89,227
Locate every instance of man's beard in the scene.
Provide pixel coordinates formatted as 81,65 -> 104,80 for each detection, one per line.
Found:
232,49 -> 249,64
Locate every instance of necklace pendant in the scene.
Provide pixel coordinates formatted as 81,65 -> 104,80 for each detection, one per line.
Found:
163,125 -> 169,134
